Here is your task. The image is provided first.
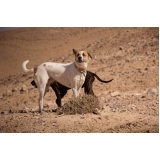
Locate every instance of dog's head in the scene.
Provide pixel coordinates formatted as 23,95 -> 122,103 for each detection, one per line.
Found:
73,49 -> 92,71
73,49 -> 92,63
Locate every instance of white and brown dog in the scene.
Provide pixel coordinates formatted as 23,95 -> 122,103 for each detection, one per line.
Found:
22,49 -> 92,112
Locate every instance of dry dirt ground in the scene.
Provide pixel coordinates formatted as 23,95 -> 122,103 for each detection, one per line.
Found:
0,27 -> 159,133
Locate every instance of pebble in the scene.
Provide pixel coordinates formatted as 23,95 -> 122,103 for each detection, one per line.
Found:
86,118 -> 92,122
20,85 -> 28,93
12,88 -> 18,92
93,108 -> 101,115
53,123 -> 57,127
31,106 -> 39,112
52,108 -> 57,112
9,109 -> 14,113
99,97 -> 106,102
111,91 -> 120,97
80,116 -> 85,119
22,84 -> 28,90
20,110 -> 28,113
1,110 -> 9,115
6,90 -> 12,96
57,111 -> 63,115
147,88 -> 157,94
119,46 -> 123,50
134,93 -> 142,96
1,110 -> 13,114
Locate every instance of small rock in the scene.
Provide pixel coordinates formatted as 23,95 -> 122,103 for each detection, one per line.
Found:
12,88 -> 18,92
23,85 -> 28,90
57,110 -> 63,115
93,108 -> 101,115
99,97 -> 106,103
111,91 -> 120,97
20,85 -> 28,93
31,106 -> 39,112
134,93 -> 141,96
19,110 -> 28,113
119,46 -> 123,50
52,108 -> 57,112
80,116 -> 85,119
144,68 -> 148,71
120,125 -> 124,129
1,110 -> 10,115
86,118 -> 92,122
53,123 -> 57,127
104,116 -> 109,120
145,130 -> 150,133
9,109 -> 14,113
147,88 -> 157,94
6,90 -> 12,96
111,108 -> 116,112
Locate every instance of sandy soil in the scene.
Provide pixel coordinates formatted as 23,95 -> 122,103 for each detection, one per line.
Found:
0,27 -> 159,133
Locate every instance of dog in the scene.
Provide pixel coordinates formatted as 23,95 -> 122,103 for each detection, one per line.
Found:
22,49 -> 92,112
31,71 -> 113,107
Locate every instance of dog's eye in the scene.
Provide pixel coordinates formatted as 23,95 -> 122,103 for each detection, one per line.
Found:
83,53 -> 86,56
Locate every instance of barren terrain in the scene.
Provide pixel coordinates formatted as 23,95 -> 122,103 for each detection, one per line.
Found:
0,27 -> 159,133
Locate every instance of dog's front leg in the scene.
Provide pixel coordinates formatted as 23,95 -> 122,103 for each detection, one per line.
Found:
72,88 -> 78,98
77,87 -> 81,97
72,87 -> 81,98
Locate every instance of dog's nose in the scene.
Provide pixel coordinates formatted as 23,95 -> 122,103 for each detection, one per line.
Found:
78,56 -> 83,62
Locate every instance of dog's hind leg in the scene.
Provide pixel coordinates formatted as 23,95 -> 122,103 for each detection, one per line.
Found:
35,76 -> 49,113
50,83 -> 62,107
38,86 -> 45,113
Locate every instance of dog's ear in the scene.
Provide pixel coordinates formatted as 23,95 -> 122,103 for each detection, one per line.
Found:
73,49 -> 78,55
88,52 -> 92,58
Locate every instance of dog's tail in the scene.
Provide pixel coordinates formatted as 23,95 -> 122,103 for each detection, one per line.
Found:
93,73 -> 113,83
22,60 -> 34,74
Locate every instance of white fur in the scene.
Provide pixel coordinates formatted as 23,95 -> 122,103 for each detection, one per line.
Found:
22,51 -> 90,112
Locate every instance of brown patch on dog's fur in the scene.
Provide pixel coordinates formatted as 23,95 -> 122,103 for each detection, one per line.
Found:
43,64 -> 46,67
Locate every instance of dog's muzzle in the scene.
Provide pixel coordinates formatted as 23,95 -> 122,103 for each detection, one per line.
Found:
78,56 -> 83,63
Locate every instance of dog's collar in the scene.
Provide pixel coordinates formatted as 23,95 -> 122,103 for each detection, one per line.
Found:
74,63 -> 86,76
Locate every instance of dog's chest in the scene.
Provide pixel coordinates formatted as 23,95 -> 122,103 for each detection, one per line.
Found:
75,72 -> 86,88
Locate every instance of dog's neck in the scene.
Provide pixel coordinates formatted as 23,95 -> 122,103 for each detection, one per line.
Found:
74,62 -> 87,76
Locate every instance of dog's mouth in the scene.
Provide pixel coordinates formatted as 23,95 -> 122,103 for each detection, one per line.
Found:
78,59 -> 83,63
